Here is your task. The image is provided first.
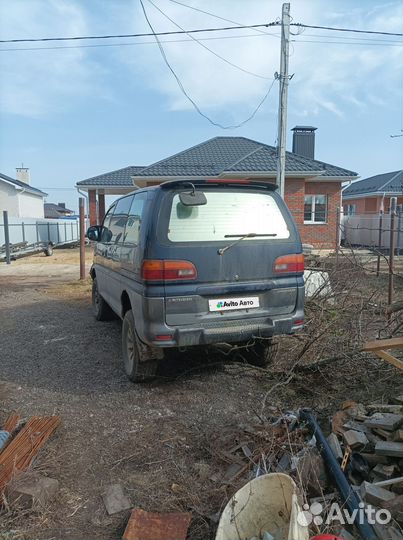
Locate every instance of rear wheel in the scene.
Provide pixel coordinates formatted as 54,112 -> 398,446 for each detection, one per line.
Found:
240,340 -> 278,368
92,278 -> 113,321
122,310 -> 158,382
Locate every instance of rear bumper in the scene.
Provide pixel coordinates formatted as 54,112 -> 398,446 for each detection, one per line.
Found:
152,314 -> 304,347
131,286 -> 304,348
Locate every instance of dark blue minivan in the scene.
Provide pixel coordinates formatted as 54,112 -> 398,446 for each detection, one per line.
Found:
87,180 -> 304,381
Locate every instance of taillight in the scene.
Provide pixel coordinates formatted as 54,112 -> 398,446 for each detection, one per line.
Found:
141,260 -> 197,281
273,254 -> 304,274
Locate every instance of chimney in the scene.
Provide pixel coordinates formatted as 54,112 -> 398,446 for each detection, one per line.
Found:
16,167 -> 30,185
58,203 -> 66,209
291,126 -> 317,159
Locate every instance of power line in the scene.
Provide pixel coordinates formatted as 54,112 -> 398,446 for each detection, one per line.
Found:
0,22 -> 280,44
146,0 -> 271,80
165,0 -> 278,38
1,31 -> 399,53
293,38 -> 401,47
138,0 -> 276,129
0,33 -> 278,52
291,23 -> 402,37
1,20 -> 400,45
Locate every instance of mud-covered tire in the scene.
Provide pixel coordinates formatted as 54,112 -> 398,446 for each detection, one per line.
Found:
92,278 -> 113,321
241,340 -> 279,368
122,310 -> 158,382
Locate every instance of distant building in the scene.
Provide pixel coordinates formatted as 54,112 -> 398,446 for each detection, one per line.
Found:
44,202 -> 74,219
0,168 -> 47,218
343,170 -> 403,214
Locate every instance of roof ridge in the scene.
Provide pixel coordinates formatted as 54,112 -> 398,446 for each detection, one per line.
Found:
223,143 -> 265,172
378,170 -> 403,192
0,172 -> 47,196
132,137 -> 224,176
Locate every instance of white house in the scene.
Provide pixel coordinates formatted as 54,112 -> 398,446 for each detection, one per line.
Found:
0,168 -> 47,218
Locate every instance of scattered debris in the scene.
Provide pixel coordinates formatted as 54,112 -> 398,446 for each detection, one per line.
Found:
123,509 -> 191,540
0,416 -> 60,494
102,483 -> 131,515
6,472 -> 59,509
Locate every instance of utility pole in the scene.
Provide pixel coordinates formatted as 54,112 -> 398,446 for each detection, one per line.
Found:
276,2 -> 291,199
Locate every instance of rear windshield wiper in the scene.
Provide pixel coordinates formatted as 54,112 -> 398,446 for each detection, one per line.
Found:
218,232 -> 277,255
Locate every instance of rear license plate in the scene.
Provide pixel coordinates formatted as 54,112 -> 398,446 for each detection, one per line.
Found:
208,296 -> 260,312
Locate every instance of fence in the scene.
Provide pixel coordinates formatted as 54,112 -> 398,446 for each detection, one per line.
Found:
0,215 -> 79,249
341,209 -> 403,253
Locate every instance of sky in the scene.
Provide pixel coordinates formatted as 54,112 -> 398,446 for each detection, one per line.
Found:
0,0 -> 402,212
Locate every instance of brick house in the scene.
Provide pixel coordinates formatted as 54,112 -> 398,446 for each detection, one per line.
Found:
343,170 -> 403,215
76,127 -> 358,248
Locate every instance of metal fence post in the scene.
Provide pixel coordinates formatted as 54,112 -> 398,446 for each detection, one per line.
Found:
79,198 -> 86,280
64,221 -> 67,243
376,210 -> 383,277
335,207 -> 340,265
2,211 -> 11,265
397,205 -> 402,256
21,222 -> 26,244
388,198 -> 397,312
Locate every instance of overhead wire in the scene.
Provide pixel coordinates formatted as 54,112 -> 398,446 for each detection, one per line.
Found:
138,0 -> 276,129
146,0 -> 271,80
290,22 -> 402,37
0,32 -> 279,53
0,22 -> 281,44
164,0 -> 280,37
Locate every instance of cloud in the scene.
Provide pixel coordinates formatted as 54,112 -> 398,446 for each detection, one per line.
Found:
0,0 -> 401,121
117,0 -> 402,120
0,0 -> 105,117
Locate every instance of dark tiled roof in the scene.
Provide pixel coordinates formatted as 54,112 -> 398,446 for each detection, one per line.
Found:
132,137 -> 358,178
343,170 -> 403,197
44,203 -> 74,218
76,166 -> 146,186
0,172 -> 47,196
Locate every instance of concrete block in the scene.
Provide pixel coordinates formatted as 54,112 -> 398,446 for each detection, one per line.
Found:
372,464 -> 397,479
360,452 -> 389,466
360,481 -> 396,506
375,441 -> 403,457
343,429 -> 369,450
365,414 -> 403,431
102,483 -> 131,515
327,432 -> 343,460
7,473 -> 59,508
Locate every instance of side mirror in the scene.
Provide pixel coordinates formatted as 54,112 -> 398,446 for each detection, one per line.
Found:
87,226 -> 100,241
179,190 -> 207,206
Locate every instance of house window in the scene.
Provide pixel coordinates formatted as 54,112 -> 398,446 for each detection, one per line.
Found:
346,204 -> 356,216
304,195 -> 327,223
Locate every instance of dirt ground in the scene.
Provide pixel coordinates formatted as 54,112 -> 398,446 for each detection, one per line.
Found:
0,248 -> 402,540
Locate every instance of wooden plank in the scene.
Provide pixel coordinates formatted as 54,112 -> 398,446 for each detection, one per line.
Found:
363,337 -> 403,352
375,350 -> 403,371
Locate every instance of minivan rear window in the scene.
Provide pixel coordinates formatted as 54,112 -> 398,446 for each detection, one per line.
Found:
167,191 -> 290,242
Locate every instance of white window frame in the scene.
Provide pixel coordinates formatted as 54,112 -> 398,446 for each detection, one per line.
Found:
304,195 -> 327,224
346,204 -> 356,216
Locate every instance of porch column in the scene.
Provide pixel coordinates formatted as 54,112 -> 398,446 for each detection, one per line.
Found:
88,189 -> 97,225
98,191 -> 106,223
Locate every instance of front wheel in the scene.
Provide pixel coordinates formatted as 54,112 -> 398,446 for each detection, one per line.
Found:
122,310 -> 158,382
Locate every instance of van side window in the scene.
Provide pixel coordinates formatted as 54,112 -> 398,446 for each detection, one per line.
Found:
100,204 -> 116,243
108,196 -> 134,244
124,193 -> 147,245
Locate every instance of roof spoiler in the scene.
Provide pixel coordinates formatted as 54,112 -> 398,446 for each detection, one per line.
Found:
160,179 -> 278,191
